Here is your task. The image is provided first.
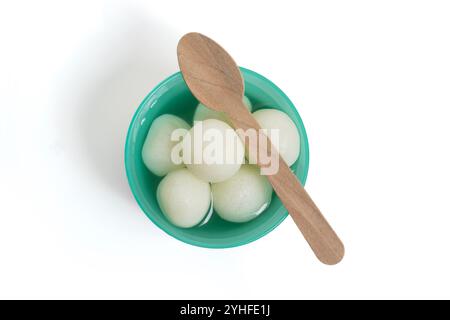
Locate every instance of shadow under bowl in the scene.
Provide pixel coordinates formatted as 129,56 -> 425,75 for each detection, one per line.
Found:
125,67 -> 309,248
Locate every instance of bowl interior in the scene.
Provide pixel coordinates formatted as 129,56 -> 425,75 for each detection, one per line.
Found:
125,67 -> 309,248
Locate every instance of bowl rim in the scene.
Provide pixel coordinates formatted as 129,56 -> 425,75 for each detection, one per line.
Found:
124,67 -> 310,248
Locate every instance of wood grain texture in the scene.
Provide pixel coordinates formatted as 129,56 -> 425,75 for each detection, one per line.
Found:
177,32 -> 344,265
177,33 -> 244,114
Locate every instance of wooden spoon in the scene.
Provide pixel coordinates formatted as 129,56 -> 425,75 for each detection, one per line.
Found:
177,32 -> 344,265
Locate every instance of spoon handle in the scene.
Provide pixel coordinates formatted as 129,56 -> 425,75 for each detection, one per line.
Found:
229,104 -> 345,265
268,155 -> 345,265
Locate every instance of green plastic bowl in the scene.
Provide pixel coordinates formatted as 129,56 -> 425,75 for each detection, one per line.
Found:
125,67 -> 309,248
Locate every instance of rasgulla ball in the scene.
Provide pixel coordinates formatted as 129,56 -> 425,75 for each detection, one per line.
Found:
182,119 -> 244,183
252,109 -> 300,166
193,96 -> 252,124
157,169 -> 211,228
212,164 -> 273,223
142,114 -> 190,176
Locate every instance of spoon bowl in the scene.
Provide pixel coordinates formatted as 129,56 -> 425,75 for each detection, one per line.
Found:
178,32 -> 244,113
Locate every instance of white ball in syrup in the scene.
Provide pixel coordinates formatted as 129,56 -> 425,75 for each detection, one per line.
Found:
211,164 -> 273,223
182,119 -> 245,183
157,169 -> 211,228
252,109 -> 300,166
142,114 -> 190,176
193,96 -> 252,124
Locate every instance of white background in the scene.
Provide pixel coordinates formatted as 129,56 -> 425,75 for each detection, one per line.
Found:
1,0 -> 450,299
